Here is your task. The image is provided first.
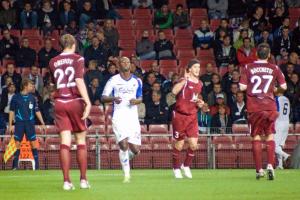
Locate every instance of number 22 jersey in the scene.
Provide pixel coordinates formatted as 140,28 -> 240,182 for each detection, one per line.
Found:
239,60 -> 286,113
49,52 -> 85,99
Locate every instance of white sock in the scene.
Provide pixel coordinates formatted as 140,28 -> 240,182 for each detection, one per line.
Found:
275,145 -> 290,160
128,150 -> 135,160
119,150 -> 130,177
277,154 -> 283,168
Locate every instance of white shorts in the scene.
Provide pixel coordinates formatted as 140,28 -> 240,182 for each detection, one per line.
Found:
275,121 -> 289,147
112,117 -> 141,145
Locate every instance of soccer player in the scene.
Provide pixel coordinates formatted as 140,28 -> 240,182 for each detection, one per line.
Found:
9,79 -> 46,170
49,34 -> 91,190
101,56 -> 142,183
239,43 -> 287,180
275,88 -> 291,169
172,59 -> 204,179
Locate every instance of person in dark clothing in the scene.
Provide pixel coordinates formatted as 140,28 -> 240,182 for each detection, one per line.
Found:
272,26 -> 292,60
1,63 -> 22,91
58,0 -> 76,29
229,91 -> 247,124
193,19 -> 214,49
0,28 -> 19,59
38,0 -> 57,35
215,35 -> 237,68
79,0 -> 96,30
143,82 -> 164,105
41,91 -> 55,125
145,90 -> 169,124
84,59 -> 103,86
0,82 -> 16,123
292,18 -> 300,55
101,63 -> 117,87
15,37 -> 36,68
211,105 -> 232,134
249,6 -> 268,39
222,69 -> 240,94
38,38 -> 59,68
227,83 -> 239,107
20,2 -> 38,29
143,61 -> 166,84
143,72 -> 157,101
154,30 -> 175,59
87,78 -> 102,106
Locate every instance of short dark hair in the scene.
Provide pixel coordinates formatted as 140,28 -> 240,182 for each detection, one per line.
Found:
257,43 -> 270,59
242,37 -> 251,43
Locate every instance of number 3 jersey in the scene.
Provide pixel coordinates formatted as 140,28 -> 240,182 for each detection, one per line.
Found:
49,52 -> 85,99
239,60 -> 286,113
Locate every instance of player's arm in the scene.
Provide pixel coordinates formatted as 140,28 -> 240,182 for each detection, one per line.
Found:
76,78 -> 92,119
172,79 -> 187,96
239,83 -> 247,91
239,66 -> 248,91
101,78 -> 122,104
130,78 -> 143,105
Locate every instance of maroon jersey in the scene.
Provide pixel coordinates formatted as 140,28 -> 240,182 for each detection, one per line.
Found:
239,60 -> 286,113
174,79 -> 203,115
49,52 -> 85,99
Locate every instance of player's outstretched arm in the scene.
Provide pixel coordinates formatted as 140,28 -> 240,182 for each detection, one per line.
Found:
75,78 -> 91,120
172,79 -> 187,96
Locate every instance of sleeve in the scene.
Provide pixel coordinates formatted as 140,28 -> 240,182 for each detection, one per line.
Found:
239,66 -> 248,86
136,78 -> 143,98
74,56 -> 85,79
102,78 -> 114,97
9,95 -> 16,112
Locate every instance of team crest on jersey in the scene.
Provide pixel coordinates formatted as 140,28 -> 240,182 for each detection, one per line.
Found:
29,102 -> 33,109
190,93 -> 199,102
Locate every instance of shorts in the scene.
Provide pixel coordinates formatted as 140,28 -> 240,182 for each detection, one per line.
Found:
112,116 -> 141,145
274,120 -> 289,146
54,98 -> 87,133
14,121 -> 36,142
248,111 -> 279,137
172,111 -> 198,141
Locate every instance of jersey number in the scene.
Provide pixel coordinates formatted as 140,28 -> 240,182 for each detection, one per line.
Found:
251,75 -> 273,94
283,102 -> 289,115
54,67 -> 76,89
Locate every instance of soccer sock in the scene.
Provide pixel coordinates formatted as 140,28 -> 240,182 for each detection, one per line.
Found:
266,140 -> 275,167
60,144 -> 71,182
184,148 -> 195,168
252,140 -> 262,173
77,144 -> 87,181
275,145 -> 290,160
119,149 -> 130,177
128,149 -> 140,160
12,149 -> 20,169
172,148 -> 181,169
32,148 -> 39,169
277,154 -> 283,168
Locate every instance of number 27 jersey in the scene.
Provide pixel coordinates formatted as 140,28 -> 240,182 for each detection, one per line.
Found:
239,60 -> 286,113
49,52 -> 85,99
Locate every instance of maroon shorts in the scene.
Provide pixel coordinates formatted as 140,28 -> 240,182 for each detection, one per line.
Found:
248,111 -> 278,137
172,111 -> 198,141
54,98 -> 87,133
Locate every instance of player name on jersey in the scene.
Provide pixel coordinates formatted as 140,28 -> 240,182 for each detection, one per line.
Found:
53,58 -> 74,68
250,67 -> 273,74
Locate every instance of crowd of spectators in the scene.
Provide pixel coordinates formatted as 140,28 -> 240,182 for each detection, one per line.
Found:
0,0 -> 300,135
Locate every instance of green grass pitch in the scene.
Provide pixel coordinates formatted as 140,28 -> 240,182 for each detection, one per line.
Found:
0,169 -> 300,200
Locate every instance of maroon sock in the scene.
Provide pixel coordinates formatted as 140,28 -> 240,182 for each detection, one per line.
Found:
77,144 -> 87,181
252,140 -> 262,173
184,148 -> 195,167
266,140 -> 275,167
172,148 -> 181,169
60,144 -> 71,182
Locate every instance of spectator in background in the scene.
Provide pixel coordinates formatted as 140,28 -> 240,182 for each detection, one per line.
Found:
233,19 -> 254,43
63,20 -> 79,35
211,105 -> 232,134
79,0 -> 96,30
292,86 -> 300,123
200,63 -> 215,100
1,76 -> 13,94
0,28 -> 19,59
215,35 -> 237,68
41,91 -> 55,125
286,0 -> 300,7
58,0 -> 76,29
103,19 -> 119,56
285,73 -> 300,103
209,93 -> 230,116
233,28 -> 254,49
198,103 -> 212,133
38,0 -> 57,35
15,37 -> 36,68
288,52 -> 300,73
193,19 -> 214,50
214,18 -> 233,41
23,65 -> 44,95
267,0 -> 289,18
237,37 -> 257,67
228,0 -> 247,28
1,63 -> 22,90
213,27 -> 227,49
0,0 -> 17,29
88,77 -> 102,106
80,29 -> 94,51
207,0 -> 228,19
144,61 -> 166,84
136,30 -> 156,60
227,82 -> 239,107
222,69 -> 240,94
282,63 -> 296,82
143,72 -> 156,99
273,16 -> 291,39
130,62 -> 143,78
256,29 -> 273,47
38,38 -> 59,68
84,36 -> 111,68
154,4 -> 173,29
292,18 -> 300,55
173,4 -> 190,30
145,90 -> 169,124
154,30 -> 175,59
230,91 -> 247,124
20,2 -> 38,29
249,6 -> 268,40
143,81 -> 163,105
273,26 -> 292,61
207,83 -> 227,106
84,60 -> 103,86
269,7 -> 286,34
132,0 -> 153,8
102,63 -> 117,86
0,83 -> 16,123
162,72 -> 179,94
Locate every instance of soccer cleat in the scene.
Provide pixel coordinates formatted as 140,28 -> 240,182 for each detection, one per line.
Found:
80,180 -> 91,189
256,169 -> 265,180
181,165 -> 192,179
267,164 -> 275,180
283,156 -> 291,169
63,182 -> 75,191
123,175 -> 131,183
173,168 -> 183,179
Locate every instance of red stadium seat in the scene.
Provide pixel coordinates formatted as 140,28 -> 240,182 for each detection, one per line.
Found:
176,49 -> 196,59
87,125 -> 105,135
232,124 -> 249,134
196,48 -> 214,57
152,143 -> 173,168
110,143 -> 121,169
116,9 -> 133,19
174,29 -> 193,39
118,29 -> 135,40
140,60 -> 156,71
190,8 -> 207,17
45,125 -> 58,134
289,8 -> 300,18
135,19 -> 153,30
175,39 -> 193,49
160,67 -> 178,78
210,19 -> 221,32
213,136 -> 237,168
90,105 -> 104,116
168,0 -> 187,9
118,39 -> 136,50
149,136 -> 170,144
284,135 -> 298,155
106,125 -> 113,135
21,29 -> 41,38
289,123 -> 295,134
45,137 -> 61,169
116,19 -> 135,30
133,9 -> 152,19
159,60 -> 177,68
140,124 -> 148,134
9,29 -> 21,38
236,136 -> 254,168
132,144 -> 152,168
21,67 -> 31,76
148,124 -> 169,134
89,115 -> 105,125
295,123 -> 300,134
119,50 -> 136,57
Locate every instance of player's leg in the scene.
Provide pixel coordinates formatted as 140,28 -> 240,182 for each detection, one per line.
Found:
12,123 -> 24,169
173,139 -> 185,178
252,135 -> 265,179
128,143 -> 140,160
181,137 -> 198,178
274,127 -> 285,169
119,138 -> 131,182
26,122 -> 39,170
128,125 -> 141,160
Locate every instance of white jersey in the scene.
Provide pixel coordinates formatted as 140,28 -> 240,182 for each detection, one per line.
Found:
275,96 -> 290,122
